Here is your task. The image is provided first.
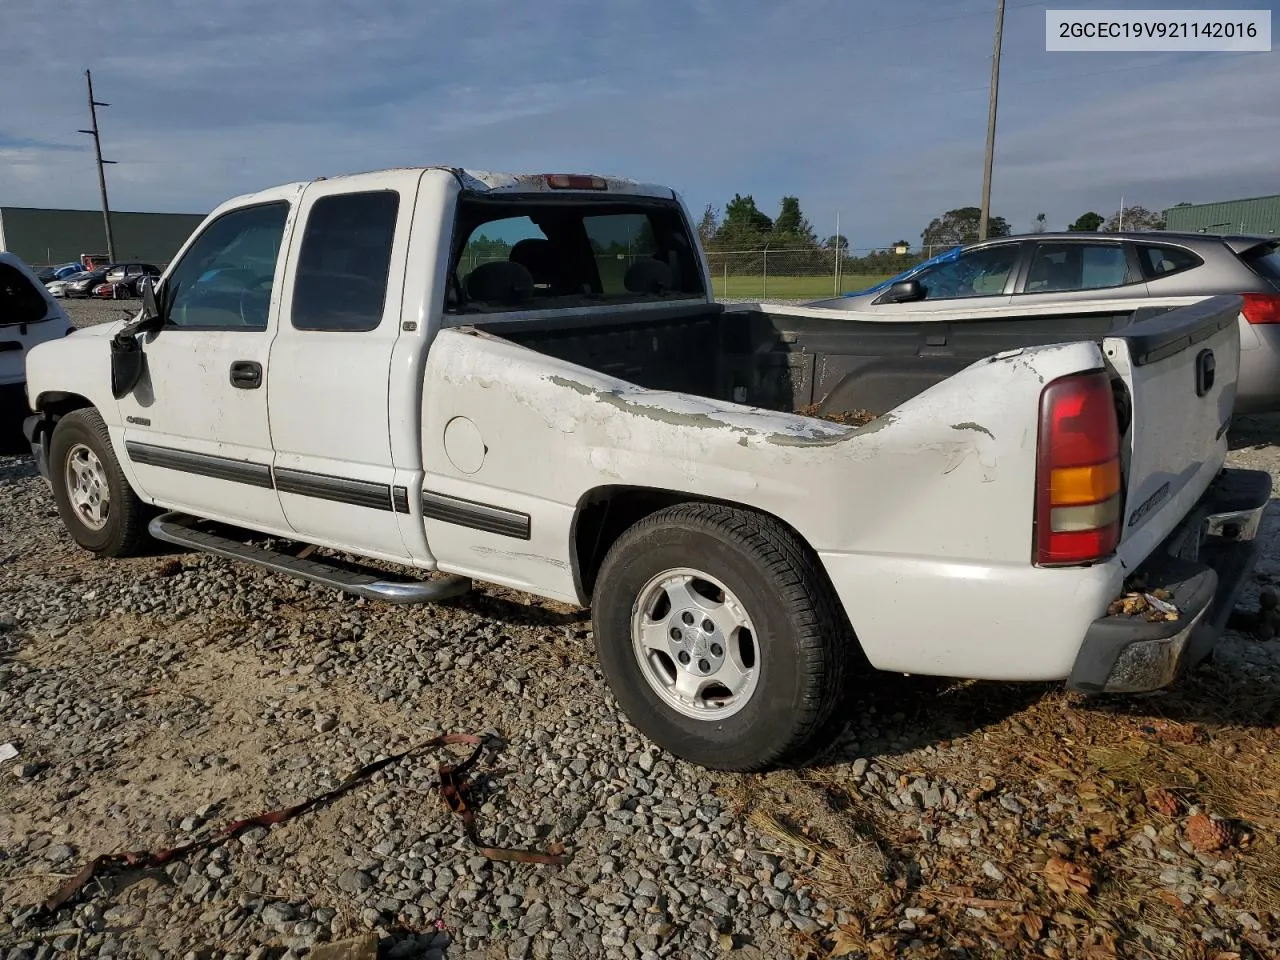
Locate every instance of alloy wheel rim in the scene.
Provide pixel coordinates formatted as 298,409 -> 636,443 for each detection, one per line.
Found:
630,567 -> 760,721
64,443 -> 111,531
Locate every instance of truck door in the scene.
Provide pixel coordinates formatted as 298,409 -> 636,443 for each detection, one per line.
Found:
266,170 -> 423,560
117,192 -> 296,532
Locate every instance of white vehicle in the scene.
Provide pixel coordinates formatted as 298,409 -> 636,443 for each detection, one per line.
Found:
44,275 -> 84,298
21,167 -> 1270,770
1,252 -> 75,408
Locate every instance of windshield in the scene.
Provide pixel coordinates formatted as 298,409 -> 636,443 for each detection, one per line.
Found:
448,197 -> 704,314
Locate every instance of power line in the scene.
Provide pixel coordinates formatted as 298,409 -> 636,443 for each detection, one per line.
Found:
77,69 -> 116,262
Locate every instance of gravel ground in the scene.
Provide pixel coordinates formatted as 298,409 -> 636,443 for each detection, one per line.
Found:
60,296 -> 143,330
1,301 -> 1278,959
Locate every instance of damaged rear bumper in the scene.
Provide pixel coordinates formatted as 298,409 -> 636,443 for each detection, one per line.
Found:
1067,468 -> 1271,694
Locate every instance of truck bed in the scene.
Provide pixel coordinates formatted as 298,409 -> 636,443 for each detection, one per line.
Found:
472,299 -> 1162,418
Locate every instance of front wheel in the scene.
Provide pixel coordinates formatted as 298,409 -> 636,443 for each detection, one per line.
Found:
592,502 -> 853,771
48,408 -> 151,557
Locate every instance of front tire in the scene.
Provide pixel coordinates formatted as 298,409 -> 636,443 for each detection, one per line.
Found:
48,408 -> 150,557
592,502 -> 852,771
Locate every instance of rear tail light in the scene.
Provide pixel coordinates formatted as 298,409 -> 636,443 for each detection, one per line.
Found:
1034,371 -> 1122,566
1241,292 -> 1280,324
545,174 -> 608,190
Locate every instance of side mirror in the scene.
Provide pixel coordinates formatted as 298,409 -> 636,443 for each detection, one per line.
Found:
877,278 -> 926,304
110,277 -> 165,399
110,328 -> 147,399
140,275 -> 161,323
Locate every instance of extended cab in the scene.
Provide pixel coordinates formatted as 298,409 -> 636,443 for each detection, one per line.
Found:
22,167 -> 1271,771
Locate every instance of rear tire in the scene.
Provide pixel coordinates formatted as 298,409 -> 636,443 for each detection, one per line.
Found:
591,502 -> 852,771
48,408 -> 151,558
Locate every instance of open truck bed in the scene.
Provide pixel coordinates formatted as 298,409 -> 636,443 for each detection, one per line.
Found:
472,296 -> 1216,417
453,293 -> 1266,690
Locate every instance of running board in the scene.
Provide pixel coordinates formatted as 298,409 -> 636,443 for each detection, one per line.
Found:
148,512 -> 471,605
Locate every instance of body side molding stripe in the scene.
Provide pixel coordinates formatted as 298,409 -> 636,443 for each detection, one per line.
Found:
125,441 -> 397,512
421,490 -> 531,540
274,467 -> 395,512
125,441 -> 274,488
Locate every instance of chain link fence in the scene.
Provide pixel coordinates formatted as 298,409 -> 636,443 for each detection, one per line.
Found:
459,244 -> 936,303
705,247 -> 930,301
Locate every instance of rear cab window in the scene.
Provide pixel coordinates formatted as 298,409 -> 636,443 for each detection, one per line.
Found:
1241,241 -> 1280,290
0,262 -> 51,326
448,196 -> 704,315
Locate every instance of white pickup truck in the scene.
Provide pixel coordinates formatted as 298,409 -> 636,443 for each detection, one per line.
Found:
21,167 -> 1271,771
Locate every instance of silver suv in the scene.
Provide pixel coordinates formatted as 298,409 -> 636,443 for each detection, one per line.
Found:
810,233 -> 1280,413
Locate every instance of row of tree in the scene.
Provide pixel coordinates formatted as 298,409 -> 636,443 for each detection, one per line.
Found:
697,195 -> 914,275
919,204 -> 1167,248
696,194 -> 1173,277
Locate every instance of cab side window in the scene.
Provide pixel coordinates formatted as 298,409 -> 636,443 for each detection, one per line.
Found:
291,191 -> 400,332
164,202 -> 289,331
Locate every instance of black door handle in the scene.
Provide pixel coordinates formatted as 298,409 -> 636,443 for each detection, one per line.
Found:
229,360 -> 262,389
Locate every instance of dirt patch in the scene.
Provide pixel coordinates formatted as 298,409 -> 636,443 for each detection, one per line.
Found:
796,404 -> 878,427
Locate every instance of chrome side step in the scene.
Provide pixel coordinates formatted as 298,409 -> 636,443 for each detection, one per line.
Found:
148,512 -> 471,605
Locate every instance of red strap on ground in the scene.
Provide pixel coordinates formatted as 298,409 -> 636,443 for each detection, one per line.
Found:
38,732 -> 568,916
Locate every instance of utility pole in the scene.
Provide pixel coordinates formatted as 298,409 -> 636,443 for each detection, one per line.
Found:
833,212 -> 841,296
78,69 -> 116,262
978,0 -> 1005,241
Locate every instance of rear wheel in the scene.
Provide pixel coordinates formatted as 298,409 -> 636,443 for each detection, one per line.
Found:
592,502 -> 852,771
48,408 -> 150,557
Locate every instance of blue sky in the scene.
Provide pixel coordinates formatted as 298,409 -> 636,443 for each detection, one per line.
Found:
2,0 -> 1277,249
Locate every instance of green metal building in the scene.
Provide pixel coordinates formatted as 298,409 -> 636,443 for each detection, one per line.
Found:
1163,195 -> 1280,236
0,206 -> 206,269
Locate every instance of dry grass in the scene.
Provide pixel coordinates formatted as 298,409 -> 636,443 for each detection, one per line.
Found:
720,673 -> 1280,959
721,771 -> 888,910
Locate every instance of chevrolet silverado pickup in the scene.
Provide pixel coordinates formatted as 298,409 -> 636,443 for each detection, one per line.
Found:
21,167 -> 1271,771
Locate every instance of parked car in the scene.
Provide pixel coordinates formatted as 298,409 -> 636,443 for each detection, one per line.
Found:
36,263 -> 85,284
91,281 -> 132,299
0,252 -> 75,412
130,267 -> 162,297
45,275 -> 79,298
21,168 -> 1268,771
60,267 -> 112,299
808,232 -> 1280,413
105,262 -> 161,297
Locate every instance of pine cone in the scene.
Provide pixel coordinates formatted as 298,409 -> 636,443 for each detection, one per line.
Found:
1144,787 -> 1183,818
1185,813 -> 1233,852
